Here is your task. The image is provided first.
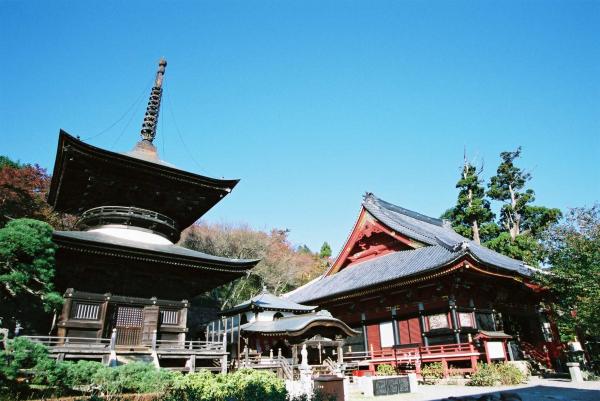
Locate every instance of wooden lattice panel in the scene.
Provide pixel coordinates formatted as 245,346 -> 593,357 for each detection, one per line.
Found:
160,310 -> 179,325
73,303 -> 100,320
116,306 -> 143,327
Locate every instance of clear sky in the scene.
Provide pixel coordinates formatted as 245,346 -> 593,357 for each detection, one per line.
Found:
1,1 -> 599,254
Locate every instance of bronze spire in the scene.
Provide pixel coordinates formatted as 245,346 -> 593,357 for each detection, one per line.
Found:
140,58 -> 167,143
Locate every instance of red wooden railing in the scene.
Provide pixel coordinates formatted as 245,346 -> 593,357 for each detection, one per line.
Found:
344,342 -> 481,377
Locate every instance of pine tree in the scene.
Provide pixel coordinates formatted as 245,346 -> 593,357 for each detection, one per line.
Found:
485,147 -> 561,264
319,241 -> 332,259
443,157 -> 497,244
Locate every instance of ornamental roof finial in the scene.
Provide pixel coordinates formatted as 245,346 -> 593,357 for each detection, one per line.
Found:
140,58 -> 167,143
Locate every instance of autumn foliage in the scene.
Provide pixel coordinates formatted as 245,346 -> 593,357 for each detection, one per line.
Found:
181,222 -> 327,308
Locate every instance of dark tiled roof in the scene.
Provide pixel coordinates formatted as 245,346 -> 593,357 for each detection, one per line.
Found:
53,230 -> 260,269
363,194 -> 533,276
241,311 -> 358,337
287,246 -> 460,303
286,194 -> 536,304
222,289 -> 317,316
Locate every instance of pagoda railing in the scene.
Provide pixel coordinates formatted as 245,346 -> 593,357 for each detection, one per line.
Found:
22,335 -> 224,354
22,335 -> 111,349
76,206 -> 179,241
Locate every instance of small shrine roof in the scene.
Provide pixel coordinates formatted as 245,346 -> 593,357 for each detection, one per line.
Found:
222,288 -> 317,316
240,311 -> 358,337
286,194 -> 538,304
475,331 -> 513,340
53,230 -> 260,270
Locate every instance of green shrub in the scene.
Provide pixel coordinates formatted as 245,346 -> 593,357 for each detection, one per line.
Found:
93,362 -> 179,395
467,362 -> 525,386
167,368 -> 286,401
376,364 -> 396,376
0,337 -> 49,383
421,362 -> 444,380
66,360 -> 107,389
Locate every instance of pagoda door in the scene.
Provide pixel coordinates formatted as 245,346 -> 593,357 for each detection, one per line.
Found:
114,306 -> 144,346
141,306 -> 160,346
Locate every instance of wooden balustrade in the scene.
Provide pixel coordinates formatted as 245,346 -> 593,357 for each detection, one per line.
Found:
24,334 -> 224,353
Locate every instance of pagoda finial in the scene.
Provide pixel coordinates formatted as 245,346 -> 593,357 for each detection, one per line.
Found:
140,58 -> 167,143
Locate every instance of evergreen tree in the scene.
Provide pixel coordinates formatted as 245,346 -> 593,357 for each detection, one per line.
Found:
485,147 -> 561,264
0,219 -> 62,333
319,241 -> 332,258
444,157 -> 497,244
537,205 -> 600,340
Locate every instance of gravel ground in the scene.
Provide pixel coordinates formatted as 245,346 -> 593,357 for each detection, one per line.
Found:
348,377 -> 600,401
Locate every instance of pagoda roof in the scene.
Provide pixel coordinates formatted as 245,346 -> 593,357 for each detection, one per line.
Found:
53,230 -> 259,273
285,193 -> 538,304
47,130 -> 239,233
240,311 -> 358,338
222,288 -> 317,316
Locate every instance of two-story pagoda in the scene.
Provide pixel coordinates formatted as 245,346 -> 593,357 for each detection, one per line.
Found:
46,59 -> 259,351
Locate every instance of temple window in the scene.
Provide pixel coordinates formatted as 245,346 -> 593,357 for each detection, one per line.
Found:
379,321 -> 395,347
160,310 -> 179,325
273,312 -> 284,320
72,302 -> 100,320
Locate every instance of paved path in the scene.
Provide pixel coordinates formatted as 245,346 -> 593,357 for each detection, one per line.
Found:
349,377 -> 600,401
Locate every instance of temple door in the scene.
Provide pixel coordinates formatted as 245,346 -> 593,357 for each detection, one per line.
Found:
115,306 -> 144,346
141,306 -> 160,346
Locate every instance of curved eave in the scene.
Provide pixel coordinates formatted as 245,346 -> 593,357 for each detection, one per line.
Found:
53,231 -> 259,273
241,319 -> 359,338
295,252 -> 535,305
47,130 -> 239,206
309,254 -> 466,305
221,303 -> 317,317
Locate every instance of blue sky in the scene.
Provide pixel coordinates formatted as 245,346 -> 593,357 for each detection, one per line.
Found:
1,1 -> 599,254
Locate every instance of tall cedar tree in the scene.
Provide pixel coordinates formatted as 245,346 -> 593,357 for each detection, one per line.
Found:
486,147 -> 561,264
443,159 -> 497,244
0,219 -> 62,333
537,205 -> 600,340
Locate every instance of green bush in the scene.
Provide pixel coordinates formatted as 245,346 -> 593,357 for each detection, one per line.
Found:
93,362 -> 179,395
66,360 -> 107,389
0,338 -> 178,397
167,368 -> 286,401
467,362 -> 526,386
0,337 -> 49,383
421,362 -> 444,380
376,364 -> 396,376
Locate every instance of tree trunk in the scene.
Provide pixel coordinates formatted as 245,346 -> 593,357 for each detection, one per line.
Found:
509,184 -> 520,241
472,219 -> 480,244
